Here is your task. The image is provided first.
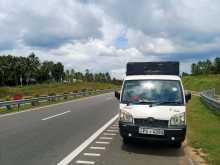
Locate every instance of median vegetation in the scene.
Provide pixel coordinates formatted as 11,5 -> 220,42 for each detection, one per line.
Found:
187,96 -> 220,165
0,82 -> 118,100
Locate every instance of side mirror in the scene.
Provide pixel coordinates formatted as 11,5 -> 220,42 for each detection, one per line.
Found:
114,91 -> 120,100
185,91 -> 191,103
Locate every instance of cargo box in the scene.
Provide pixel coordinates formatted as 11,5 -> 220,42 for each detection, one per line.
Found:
126,62 -> 179,76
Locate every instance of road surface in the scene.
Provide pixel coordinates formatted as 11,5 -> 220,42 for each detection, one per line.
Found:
0,93 -> 193,165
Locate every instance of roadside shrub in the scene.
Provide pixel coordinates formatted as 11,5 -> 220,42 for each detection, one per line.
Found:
81,89 -> 87,92
72,90 -> 78,93
0,88 -> 10,98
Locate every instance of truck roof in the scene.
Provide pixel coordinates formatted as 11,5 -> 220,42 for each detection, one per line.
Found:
124,75 -> 181,81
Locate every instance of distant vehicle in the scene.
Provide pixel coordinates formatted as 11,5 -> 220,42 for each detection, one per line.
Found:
115,62 -> 191,148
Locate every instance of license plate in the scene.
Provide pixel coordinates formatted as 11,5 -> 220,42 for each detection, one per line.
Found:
139,127 -> 164,135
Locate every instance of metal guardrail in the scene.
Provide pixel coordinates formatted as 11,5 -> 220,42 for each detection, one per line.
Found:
200,89 -> 220,111
0,89 -> 113,111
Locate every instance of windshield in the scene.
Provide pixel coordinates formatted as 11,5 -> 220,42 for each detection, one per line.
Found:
121,80 -> 184,105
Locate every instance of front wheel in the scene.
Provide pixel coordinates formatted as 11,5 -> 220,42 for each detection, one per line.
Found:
123,137 -> 131,144
171,141 -> 182,148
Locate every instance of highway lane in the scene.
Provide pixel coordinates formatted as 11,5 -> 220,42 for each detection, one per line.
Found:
0,93 -> 118,165
0,93 -> 193,165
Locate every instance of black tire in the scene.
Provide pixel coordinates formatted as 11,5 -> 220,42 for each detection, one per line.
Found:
123,137 -> 131,144
171,141 -> 182,148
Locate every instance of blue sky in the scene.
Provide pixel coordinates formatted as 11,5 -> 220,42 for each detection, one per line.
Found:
0,0 -> 220,78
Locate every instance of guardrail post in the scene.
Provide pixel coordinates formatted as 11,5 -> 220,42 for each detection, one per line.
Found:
18,103 -> 20,111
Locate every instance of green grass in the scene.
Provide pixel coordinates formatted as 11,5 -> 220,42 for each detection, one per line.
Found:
0,82 -> 118,100
182,75 -> 220,94
187,96 -> 220,165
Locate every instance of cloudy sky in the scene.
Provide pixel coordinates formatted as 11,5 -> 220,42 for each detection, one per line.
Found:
0,0 -> 220,79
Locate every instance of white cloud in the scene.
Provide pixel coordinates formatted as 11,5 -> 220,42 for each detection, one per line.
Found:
0,0 -> 102,49
126,29 -> 175,54
1,0 -> 220,78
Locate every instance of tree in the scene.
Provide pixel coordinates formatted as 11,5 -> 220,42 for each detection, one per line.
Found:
85,69 -> 90,81
214,57 -> 220,74
75,72 -> 83,81
65,70 -> 70,82
39,61 -> 54,83
51,62 -> 64,82
105,72 -> 111,82
191,63 -> 198,75
25,53 -> 40,85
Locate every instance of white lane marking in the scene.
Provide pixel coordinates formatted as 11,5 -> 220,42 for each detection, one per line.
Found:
99,137 -> 112,140
0,93 -> 111,119
42,111 -> 70,121
103,133 -> 116,136
95,141 -> 110,144
75,160 -> 95,164
83,153 -> 101,157
110,127 -> 118,129
106,129 -> 118,132
57,114 -> 118,165
90,146 -> 106,150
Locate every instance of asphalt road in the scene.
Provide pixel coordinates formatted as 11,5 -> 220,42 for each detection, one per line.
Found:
0,93 -> 193,165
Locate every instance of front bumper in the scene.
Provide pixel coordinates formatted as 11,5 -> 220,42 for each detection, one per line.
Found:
119,121 -> 186,143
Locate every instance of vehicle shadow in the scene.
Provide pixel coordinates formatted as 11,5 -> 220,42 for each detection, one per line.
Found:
121,139 -> 186,157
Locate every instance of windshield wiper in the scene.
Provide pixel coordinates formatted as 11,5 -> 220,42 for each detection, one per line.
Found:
123,100 -> 155,105
137,100 -> 157,105
150,101 -> 182,107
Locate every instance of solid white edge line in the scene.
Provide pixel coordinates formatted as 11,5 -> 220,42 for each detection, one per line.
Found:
57,114 -> 118,165
42,111 -> 71,121
75,160 -> 95,164
83,153 -> 101,156
0,93 -> 111,119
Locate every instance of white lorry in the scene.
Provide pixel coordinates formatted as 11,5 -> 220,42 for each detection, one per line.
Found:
115,62 -> 191,148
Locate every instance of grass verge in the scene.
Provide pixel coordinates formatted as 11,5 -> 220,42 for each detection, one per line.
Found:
182,75 -> 220,95
187,96 -> 220,165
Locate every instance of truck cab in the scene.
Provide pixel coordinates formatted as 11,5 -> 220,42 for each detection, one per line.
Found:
115,62 -> 191,148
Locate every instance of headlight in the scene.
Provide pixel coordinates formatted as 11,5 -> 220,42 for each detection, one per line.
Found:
169,112 -> 185,126
120,110 -> 133,123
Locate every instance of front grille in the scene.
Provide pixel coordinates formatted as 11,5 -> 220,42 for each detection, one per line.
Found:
134,118 -> 168,128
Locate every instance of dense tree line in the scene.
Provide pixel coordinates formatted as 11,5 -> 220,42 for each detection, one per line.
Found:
191,57 -> 220,75
0,53 -> 65,86
64,69 -> 112,83
0,53 -> 117,86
